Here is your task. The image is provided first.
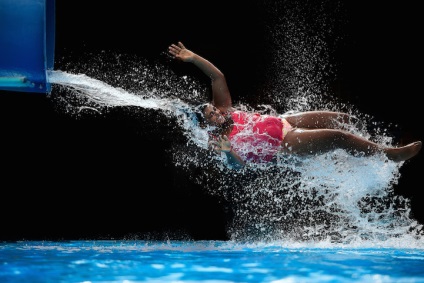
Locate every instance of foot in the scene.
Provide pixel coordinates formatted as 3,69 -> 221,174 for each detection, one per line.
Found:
385,141 -> 422,162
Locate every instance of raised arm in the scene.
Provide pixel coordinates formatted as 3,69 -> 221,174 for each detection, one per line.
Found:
168,42 -> 232,112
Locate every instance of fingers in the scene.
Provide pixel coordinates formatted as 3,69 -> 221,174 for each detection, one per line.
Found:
168,44 -> 179,56
168,42 -> 186,58
208,140 -> 218,147
216,135 -> 231,152
209,135 -> 231,153
169,42 -> 185,52
218,135 -> 230,145
208,140 -> 221,153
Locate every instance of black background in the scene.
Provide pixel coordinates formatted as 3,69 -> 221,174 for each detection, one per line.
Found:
1,1 -> 422,241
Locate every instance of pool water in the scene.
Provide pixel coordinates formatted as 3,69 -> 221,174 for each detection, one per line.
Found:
1,240 -> 424,283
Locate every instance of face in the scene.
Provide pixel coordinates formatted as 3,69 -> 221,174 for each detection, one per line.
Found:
203,104 -> 226,126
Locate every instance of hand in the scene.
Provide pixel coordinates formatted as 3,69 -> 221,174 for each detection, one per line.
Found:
208,135 -> 232,153
219,135 -> 232,152
168,42 -> 194,62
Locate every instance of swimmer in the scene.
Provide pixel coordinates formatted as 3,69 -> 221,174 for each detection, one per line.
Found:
168,41 -> 422,168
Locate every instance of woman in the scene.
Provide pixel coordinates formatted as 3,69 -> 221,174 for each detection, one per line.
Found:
168,42 -> 422,168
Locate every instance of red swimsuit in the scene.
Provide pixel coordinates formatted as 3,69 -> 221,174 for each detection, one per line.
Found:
228,111 -> 292,163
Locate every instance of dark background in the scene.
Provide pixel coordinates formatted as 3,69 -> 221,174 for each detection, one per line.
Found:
1,1 -> 422,241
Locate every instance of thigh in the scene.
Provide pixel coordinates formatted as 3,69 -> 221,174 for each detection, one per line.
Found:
282,128 -> 346,155
284,111 -> 354,129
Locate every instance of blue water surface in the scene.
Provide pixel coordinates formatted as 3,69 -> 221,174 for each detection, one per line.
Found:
1,240 -> 424,283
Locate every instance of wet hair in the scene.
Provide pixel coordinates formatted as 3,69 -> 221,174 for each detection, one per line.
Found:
193,103 -> 209,128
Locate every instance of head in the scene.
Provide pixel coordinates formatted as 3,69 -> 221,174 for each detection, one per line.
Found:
193,103 -> 231,139
196,103 -> 227,128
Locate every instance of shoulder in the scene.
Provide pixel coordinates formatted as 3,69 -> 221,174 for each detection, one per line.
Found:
220,107 -> 237,116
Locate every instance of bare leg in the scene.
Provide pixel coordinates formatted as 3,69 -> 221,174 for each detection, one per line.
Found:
282,128 -> 422,162
384,141 -> 422,162
284,111 -> 357,129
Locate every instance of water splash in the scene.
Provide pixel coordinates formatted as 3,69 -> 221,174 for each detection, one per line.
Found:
48,70 -> 163,109
47,67 -> 423,248
46,0 -> 423,248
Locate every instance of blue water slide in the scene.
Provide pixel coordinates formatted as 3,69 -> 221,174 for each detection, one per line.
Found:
0,0 -> 55,93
